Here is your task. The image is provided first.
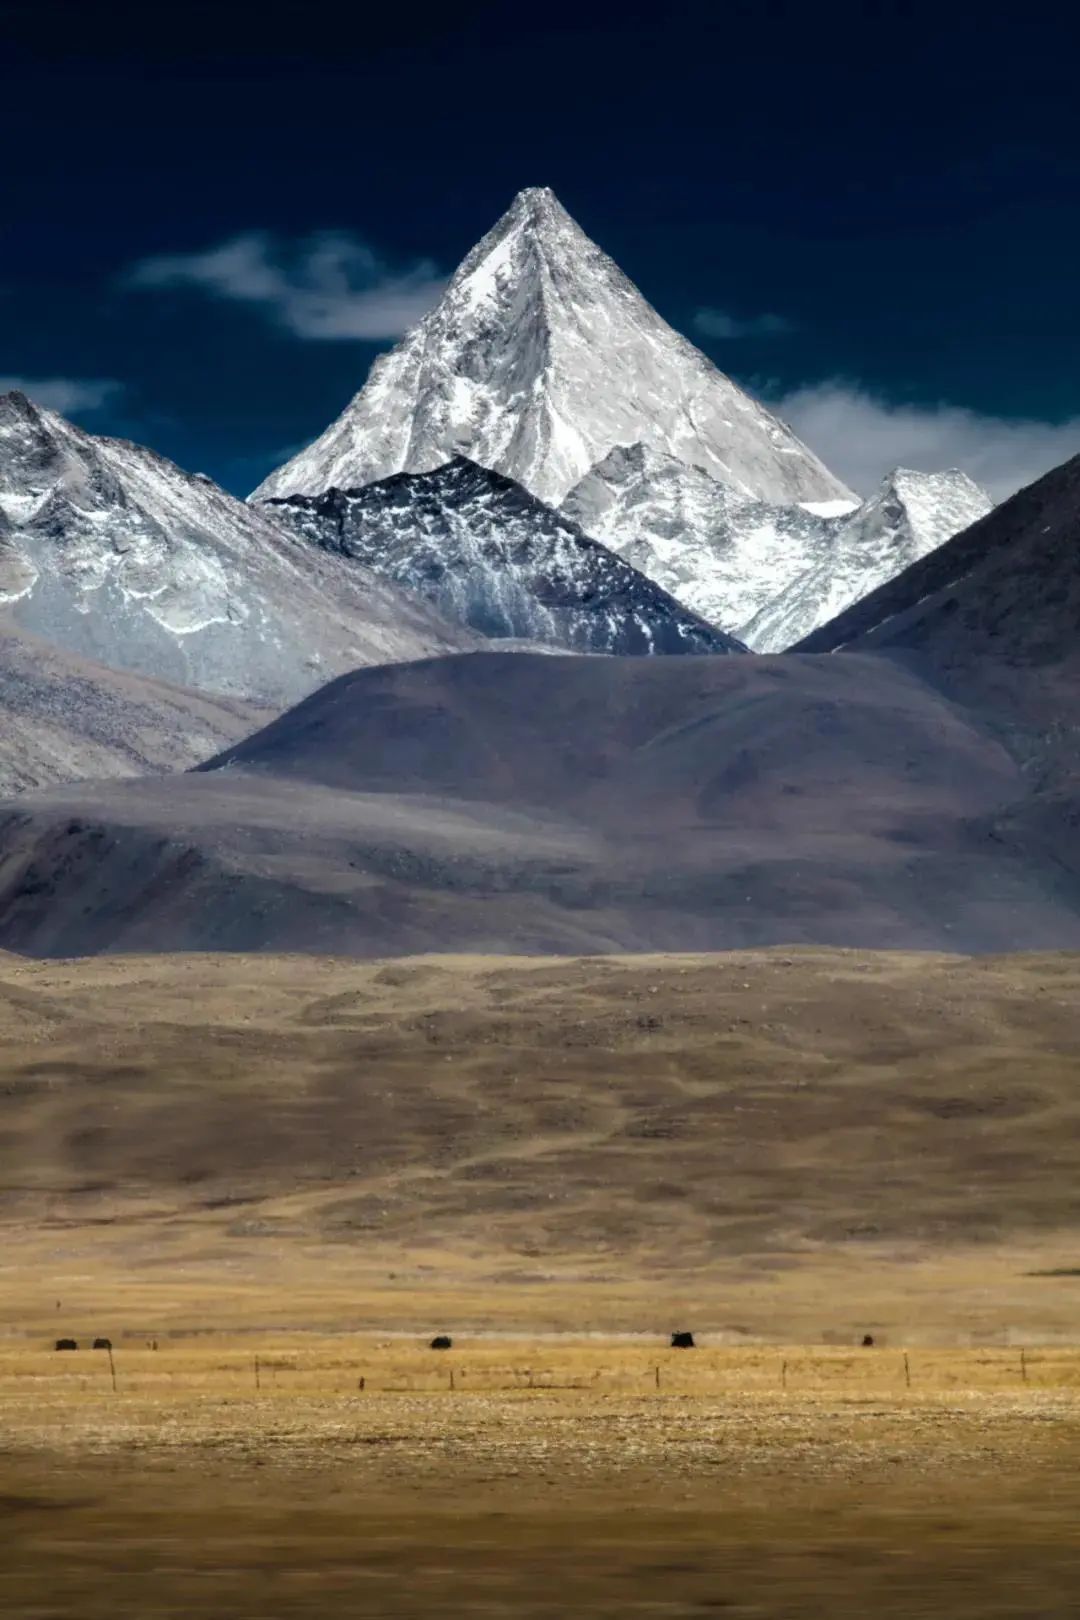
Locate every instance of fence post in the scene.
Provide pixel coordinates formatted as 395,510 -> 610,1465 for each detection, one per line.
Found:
655,1364 -> 661,1391
1021,1348 -> 1028,1383
450,1368 -> 455,1391
107,1345 -> 117,1395
903,1352 -> 911,1389
781,1359 -> 788,1391
254,1355 -> 261,1391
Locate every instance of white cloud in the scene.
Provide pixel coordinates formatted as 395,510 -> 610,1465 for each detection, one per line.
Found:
125,231 -> 447,341
695,308 -> 794,339
777,380 -> 1080,502
0,375 -> 123,414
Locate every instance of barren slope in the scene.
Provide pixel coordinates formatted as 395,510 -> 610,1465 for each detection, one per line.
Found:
0,615 -> 269,796
1,948 -> 1079,1339
1,650 -> 1076,957
799,452 -> 1080,885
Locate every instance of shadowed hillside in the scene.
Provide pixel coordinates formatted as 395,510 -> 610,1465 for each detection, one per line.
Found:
1,650 -> 1076,957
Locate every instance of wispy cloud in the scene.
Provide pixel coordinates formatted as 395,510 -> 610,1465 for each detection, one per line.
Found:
694,308 -> 795,340
0,375 -> 123,415
777,380 -> 1080,502
124,232 -> 447,341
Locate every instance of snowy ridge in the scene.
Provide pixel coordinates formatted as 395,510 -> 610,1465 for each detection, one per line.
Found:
264,457 -> 745,656
0,390 -> 473,706
252,187 -> 853,510
563,445 -> 991,650
561,441 -> 849,640
741,467 -> 993,652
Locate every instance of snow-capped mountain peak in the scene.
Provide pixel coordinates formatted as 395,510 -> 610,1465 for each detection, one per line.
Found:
562,440 -> 845,640
873,465 -> 992,545
0,390 -> 472,705
252,188 -> 854,510
562,444 -> 992,651
739,465 -> 994,651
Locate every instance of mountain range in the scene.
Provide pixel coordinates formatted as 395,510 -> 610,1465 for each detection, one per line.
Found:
0,188 -> 995,715
2,643 -> 1076,958
561,446 -> 990,648
0,186 -> 1076,959
250,188 -> 991,651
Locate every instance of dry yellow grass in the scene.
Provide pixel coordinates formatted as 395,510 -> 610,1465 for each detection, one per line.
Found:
2,947 -> 1080,1342
3,948 -> 1080,1613
4,1338 -> 1080,1406
3,1343 -> 1080,1618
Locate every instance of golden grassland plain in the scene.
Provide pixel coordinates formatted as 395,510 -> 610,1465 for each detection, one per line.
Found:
2,947 -> 1080,1614
3,1341 -> 1080,1617
1,947 -> 1080,1340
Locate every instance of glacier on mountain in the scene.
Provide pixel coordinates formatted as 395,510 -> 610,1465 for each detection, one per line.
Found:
252,187 -> 852,511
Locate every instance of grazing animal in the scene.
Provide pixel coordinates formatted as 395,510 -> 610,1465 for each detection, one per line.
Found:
862,1334 -> 875,1347
670,1331 -> 695,1349
55,1338 -> 78,1351
92,1337 -> 112,1351
430,1335 -> 453,1350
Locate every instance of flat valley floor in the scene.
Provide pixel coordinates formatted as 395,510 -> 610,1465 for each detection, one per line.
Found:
3,1345 -> 1080,1618
2,947 -> 1080,1614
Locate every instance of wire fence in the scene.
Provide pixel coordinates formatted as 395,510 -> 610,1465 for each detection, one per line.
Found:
2,1344 -> 1079,1400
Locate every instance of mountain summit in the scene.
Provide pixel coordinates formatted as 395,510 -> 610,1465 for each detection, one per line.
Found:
252,187 -> 853,509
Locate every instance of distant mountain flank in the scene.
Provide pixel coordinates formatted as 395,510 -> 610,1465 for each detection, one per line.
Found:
799,451 -> 1080,669
0,390 -> 473,708
739,467 -> 992,651
0,616 -> 265,797
799,452 -> 1080,887
265,457 -> 745,656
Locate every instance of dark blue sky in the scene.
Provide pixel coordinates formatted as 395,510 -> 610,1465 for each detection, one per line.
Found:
3,0 -> 1079,496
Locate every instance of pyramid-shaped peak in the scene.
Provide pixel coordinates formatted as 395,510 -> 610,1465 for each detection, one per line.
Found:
886,465 -> 985,492
877,466 -> 993,517
455,186 -> 586,276
509,184 -> 564,213
253,192 -> 854,510
502,185 -> 576,228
